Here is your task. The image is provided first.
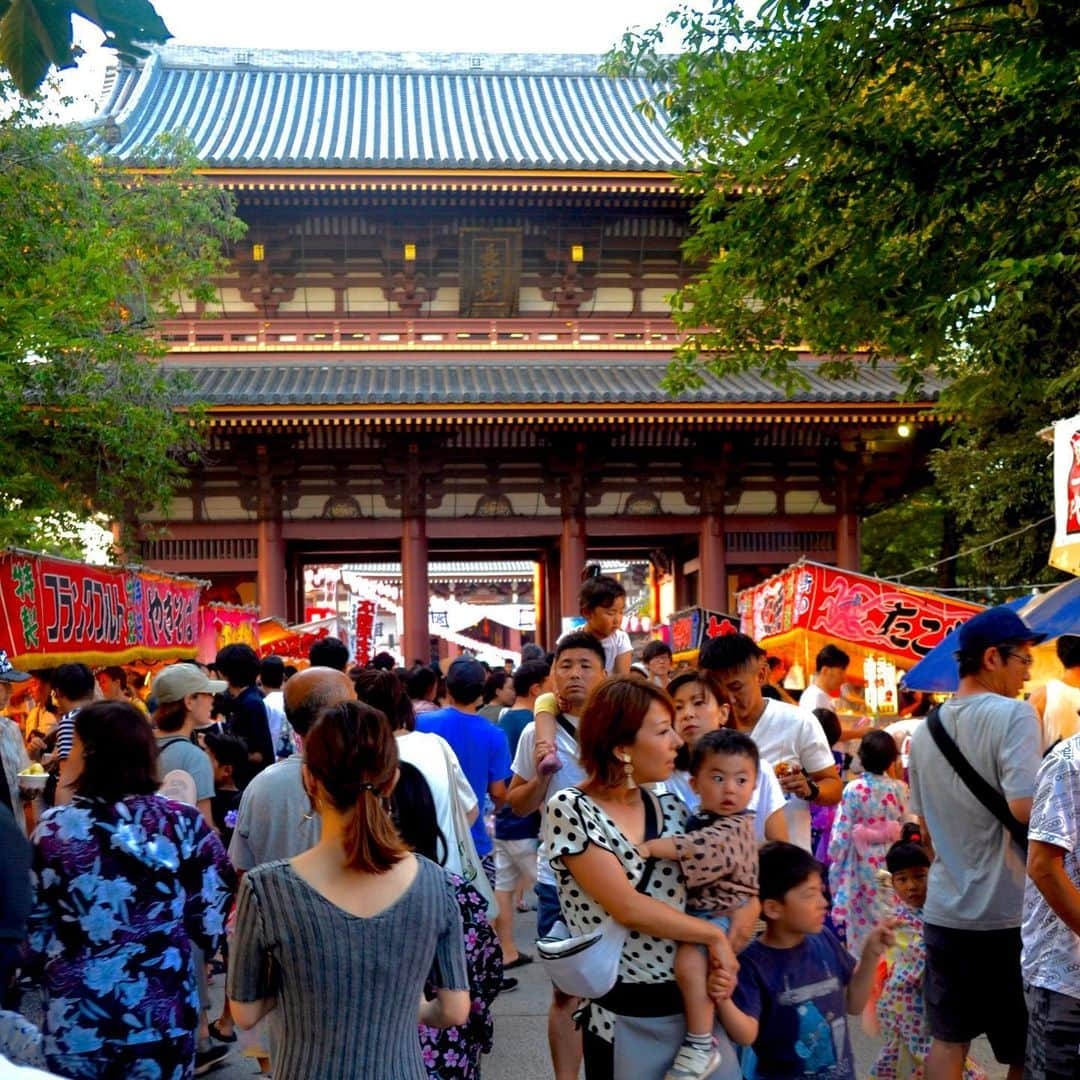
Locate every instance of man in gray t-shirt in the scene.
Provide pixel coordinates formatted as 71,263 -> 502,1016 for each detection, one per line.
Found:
229,667 -> 356,870
908,606 -> 1043,1080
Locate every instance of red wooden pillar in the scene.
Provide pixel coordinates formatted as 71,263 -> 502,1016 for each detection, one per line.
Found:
401,512 -> 429,665
255,442 -> 287,619
560,511 -> 587,623
698,510 -> 728,612
835,461 -> 861,571
256,516 -> 287,619
836,511 -> 861,571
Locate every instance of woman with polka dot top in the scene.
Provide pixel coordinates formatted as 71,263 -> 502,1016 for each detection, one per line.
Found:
544,677 -> 741,1080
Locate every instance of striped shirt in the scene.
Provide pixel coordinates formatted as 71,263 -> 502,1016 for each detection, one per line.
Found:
228,855 -> 469,1080
54,709 -> 79,761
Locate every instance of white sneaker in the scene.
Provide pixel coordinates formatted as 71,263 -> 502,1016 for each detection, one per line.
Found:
664,1038 -> 721,1080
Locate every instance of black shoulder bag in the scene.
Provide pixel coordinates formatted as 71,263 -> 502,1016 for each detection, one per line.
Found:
926,705 -> 1028,852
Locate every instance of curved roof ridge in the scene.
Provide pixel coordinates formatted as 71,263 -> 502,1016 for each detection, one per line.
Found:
143,44 -> 616,77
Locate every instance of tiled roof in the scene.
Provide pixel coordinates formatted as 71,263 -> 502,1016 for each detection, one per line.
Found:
171,359 -> 934,407
86,46 -> 684,171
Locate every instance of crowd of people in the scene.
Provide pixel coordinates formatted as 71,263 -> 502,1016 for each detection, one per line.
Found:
0,578 -> 1077,1080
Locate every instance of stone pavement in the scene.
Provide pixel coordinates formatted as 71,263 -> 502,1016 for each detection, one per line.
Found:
204,907 -> 1008,1080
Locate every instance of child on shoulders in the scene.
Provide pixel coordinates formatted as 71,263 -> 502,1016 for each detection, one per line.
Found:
535,569 -> 630,774
719,841 -> 894,1079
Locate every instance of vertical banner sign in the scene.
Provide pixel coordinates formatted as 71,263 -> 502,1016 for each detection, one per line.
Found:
136,572 -> 200,653
0,552 -> 202,667
1050,415 -> 1080,575
355,600 -> 376,666
738,561 -> 982,665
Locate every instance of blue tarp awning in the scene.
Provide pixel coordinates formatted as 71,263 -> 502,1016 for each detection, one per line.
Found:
903,579 -> 1080,692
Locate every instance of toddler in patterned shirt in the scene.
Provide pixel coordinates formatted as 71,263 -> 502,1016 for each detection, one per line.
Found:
636,728 -> 760,1080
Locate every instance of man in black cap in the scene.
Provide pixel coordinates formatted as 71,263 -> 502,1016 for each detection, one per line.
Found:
908,606 -> 1044,1080
416,657 -> 511,884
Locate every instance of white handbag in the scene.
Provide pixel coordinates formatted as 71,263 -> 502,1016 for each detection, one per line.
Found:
536,915 -> 629,998
536,789 -> 661,998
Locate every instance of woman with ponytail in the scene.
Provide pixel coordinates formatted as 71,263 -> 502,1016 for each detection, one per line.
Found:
227,700 -> 470,1079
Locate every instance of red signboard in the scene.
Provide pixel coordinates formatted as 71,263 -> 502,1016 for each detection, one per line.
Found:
197,603 -> 260,663
738,561 -> 983,665
0,551 -> 203,668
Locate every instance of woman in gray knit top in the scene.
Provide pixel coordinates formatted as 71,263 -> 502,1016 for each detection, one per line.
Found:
227,700 -> 470,1079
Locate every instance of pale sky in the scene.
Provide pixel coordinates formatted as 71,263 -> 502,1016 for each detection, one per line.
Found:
57,0 -> 687,119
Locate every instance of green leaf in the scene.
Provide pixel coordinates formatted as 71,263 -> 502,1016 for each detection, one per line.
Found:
0,0 -> 74,94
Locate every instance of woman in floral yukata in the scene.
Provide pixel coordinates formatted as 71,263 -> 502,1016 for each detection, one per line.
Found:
391,761 -> 503,1080
27,700 -> 235,1080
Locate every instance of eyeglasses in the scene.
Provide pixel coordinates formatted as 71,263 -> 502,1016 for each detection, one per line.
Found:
1005,651 -> 1034,667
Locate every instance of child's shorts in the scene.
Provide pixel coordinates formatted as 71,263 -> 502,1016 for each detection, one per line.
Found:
688,909 -> 731,932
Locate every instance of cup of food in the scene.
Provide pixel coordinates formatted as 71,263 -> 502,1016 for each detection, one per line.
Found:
17,762 -> 48,792
773,758 -> 803,800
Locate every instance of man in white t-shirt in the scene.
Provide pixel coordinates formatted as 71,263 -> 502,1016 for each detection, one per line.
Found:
798,643 -> 849,715
258,656 -> 289,757
1028,634 -> 1080,753
700,633 -> 841,851
507,631 -> 606,1080
1022,732 -> 1080,1080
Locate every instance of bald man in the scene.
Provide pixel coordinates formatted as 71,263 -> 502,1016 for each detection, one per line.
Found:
229,667 -> 356,870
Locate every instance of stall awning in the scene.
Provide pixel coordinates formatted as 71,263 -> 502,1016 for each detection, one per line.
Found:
0,550 -> 204,668
738,561 -> 983,675
904,581 -> 1080,692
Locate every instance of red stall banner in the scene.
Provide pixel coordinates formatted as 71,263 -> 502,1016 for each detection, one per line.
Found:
738,560 -> 983,666
355,599 -> 376,666
0,551 -> 203,668
197,603 -> 260,664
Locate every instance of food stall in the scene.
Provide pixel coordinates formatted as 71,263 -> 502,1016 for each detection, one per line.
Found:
0,550 -> 207,794
738,560 -> 984,719
257,615 -> 334,663
0,549 -> 204,670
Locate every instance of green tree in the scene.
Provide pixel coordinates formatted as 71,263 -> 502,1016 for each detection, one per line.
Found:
610,0 -> 1080,585
0,87 -> 244,555
0,0 -> 169,95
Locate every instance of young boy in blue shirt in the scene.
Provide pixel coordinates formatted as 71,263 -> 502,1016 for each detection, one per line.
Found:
718,842 -> 894,1079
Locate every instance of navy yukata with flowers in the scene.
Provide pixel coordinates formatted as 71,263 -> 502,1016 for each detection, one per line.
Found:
418,875 -> 503,1080
27,794 -> 235,1080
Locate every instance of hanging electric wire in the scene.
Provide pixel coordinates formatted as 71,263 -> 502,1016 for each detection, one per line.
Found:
887,515 -> 1055,582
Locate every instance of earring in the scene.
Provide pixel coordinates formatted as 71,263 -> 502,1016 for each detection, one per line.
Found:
620,753 -> 637,790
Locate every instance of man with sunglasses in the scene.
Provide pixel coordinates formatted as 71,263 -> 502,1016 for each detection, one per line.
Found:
909,607 -> 1044,1080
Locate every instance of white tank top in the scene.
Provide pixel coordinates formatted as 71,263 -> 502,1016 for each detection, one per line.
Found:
1041,679 -> 1080,752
